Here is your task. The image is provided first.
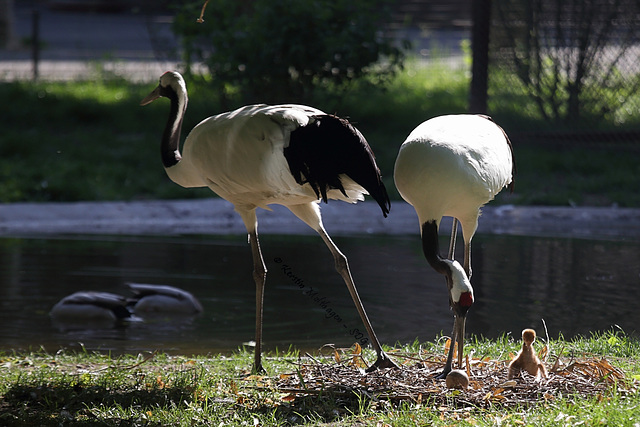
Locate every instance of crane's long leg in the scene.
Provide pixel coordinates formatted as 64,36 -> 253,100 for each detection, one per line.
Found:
463,241 -> 472,278
459,214 -> 479,279
248,230 -> 267,373
238,208 -> 267,373
463,243 -> 471,278
287,203 -> 396,371
437,217 -> 461,379
436,308 -> 466,379
448,218 -> 459,260
317,229 -> 398,371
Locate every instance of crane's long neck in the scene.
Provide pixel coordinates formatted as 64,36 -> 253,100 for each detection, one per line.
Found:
421,220 -> 450,276
161,88 -> 187,168
421,220 -> 474,309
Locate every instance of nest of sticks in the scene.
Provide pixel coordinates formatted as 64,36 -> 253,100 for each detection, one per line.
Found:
275,343 -> 630,408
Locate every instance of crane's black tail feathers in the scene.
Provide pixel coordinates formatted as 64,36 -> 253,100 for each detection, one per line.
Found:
285,115 -> 390,217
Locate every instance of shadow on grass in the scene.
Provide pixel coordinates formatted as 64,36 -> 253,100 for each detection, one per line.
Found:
254,392 -> 368,425
1,383 -> 195,426
1,383 -> 368,426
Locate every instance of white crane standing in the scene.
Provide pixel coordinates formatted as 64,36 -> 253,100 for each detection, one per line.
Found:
394,114 -> 515,377
141,71 -> 397,373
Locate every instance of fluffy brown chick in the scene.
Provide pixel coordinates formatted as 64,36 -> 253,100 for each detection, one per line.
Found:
507,329 -> 547,380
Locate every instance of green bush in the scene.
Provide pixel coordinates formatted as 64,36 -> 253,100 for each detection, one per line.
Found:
173,0 -> 406,105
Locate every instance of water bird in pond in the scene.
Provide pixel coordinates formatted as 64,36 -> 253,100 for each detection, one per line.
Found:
508,328 -> 547,380
394,114 -> 515,378
127,283 -> 203,315
140,71 -> 396,373
50,291 -> 137,329
50,284 -> 201,329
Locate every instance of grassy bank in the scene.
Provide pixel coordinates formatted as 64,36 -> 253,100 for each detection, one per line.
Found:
1,61 -> 639,206
1,331 -> 638,426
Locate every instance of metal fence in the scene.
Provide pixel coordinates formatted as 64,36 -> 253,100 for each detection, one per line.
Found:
3,0 -> 640,147
485,0 -> 640,145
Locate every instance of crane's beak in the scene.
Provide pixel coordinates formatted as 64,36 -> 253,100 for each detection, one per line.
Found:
453,313 -> 466,369
140,86 -> 161,106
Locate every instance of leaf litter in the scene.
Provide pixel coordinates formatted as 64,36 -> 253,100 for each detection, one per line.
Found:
271,342 -> 633,409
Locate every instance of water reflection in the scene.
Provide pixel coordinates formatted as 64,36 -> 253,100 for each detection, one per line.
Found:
0,233 -> 637,355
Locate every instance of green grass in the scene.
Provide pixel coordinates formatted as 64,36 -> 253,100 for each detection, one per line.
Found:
1,61 -> 638,206
509,144 -> 640,206
0,331 -> 638,426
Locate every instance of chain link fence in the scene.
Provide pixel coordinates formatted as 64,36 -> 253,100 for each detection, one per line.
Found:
486,0 -> 640,146
3,0 -> 639,147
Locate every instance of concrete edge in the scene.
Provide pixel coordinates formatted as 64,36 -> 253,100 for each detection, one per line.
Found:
1,199 -> 639,241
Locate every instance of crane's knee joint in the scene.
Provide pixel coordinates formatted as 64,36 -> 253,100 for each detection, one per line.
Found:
253,266 -> 267,283
333,254 -> 348,272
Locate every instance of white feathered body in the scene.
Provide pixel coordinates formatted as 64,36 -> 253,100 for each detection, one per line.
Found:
394,115 -> 513,229
138,71 -> 393,372
167,104 -> 367,211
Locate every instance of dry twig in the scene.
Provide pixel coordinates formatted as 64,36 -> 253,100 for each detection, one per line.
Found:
197,0 -> 210,23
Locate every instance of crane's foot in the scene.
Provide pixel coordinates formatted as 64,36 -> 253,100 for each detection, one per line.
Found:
251,363 -> 267,375
365,352 -> 399,372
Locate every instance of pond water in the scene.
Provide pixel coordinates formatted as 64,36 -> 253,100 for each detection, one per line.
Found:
0,232 -> 638,355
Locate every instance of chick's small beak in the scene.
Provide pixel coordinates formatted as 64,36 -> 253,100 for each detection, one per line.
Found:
140,86 -> 161,106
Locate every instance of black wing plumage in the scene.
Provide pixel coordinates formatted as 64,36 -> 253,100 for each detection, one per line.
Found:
284,115 -> 390,217
63,292 -> 132,319
127,283 -> 188,302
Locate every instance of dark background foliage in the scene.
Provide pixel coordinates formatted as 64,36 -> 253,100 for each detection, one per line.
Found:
172,0 -> 406,105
